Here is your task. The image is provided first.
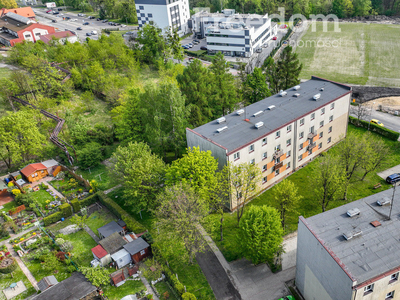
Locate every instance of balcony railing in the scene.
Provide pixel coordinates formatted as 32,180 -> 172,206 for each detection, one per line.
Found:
273,150 -> 283,159
273,161 -> 284,171
307,143 -> 316,151
307,132 -> 317,140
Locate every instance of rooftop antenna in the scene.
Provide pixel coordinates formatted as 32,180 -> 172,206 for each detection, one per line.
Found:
389,183 -> 396,220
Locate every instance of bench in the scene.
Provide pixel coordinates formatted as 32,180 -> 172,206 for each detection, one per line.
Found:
374,183 -> 382,189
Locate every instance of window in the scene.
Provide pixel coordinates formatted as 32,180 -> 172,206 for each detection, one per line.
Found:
364,284 -> 374,295
321,108 -> 325,115
275,157 -> 281,164
287,150 -> 291,157
250,158 -> 255,164
310,126 -> 315,133
276,131 -> 280,139
287,162 -> 291,169
263,176 -> 267,183
390,272 -> 399,283
286,138 -> 291,146
287,125 -> 292,132
275,169 -> 280,176
328,126 -> 332,133
262,138 -> 267,146
298,155 -> 302,162
329,115 -> 333,123
318,142 -> 322,149
139,5 -> 144,9
249,144 -> 254,153
327,137 -> 332,144
148,13 -> 153,17
385,291 -> 394,299
35,32 -> 40,36
300,118 -> 305,126
311,113 -> 315,120
320,121 -> 324,128
140,249 -> 146,255
262,152 -> 267,160
299,143 -> 303,150
330,102 -> 335,110
262,165 -> 267,172
275,145 -> 281,151
319,132 -> 323,138
234,152 -> 240,161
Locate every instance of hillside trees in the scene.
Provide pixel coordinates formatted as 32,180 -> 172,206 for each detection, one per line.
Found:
243,67 -> 271,104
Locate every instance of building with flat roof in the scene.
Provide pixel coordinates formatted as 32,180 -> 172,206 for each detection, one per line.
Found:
296,188 -> 400,300
135,0 -> 190,36
186,76 -> 352,210
191,9 -> 277,57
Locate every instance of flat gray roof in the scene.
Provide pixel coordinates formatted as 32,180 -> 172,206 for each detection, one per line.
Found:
98,221 -> 124,238
190,76 -> 351,154
303,187 -> 400,284
123,237 -> 149,255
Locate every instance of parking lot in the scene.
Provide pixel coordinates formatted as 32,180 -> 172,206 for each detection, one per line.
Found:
33,7 -> 129,41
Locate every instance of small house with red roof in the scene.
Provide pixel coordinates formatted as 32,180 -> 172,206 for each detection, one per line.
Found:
20,163 -> 48,183
0,7 -> 36,20
91,245 -> 111,267
40,30 -> 78,45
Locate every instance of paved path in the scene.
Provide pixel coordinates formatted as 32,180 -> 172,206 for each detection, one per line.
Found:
5,242 -> 39,291
139,273 -> 160,300
83,225 -> 100,243
104,184 -> 122,195
377,164 -> 400,181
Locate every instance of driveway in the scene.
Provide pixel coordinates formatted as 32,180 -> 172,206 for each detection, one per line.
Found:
377,164 -> 400,181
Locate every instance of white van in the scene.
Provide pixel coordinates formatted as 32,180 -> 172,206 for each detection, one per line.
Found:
91,30 -> 98,35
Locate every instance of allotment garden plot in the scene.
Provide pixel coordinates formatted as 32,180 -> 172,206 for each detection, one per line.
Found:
296,22 -> 400,86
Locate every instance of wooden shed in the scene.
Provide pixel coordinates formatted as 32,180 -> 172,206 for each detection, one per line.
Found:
123,237 -> 150,263
20,163 -> 48,183
91,245 -> 112,267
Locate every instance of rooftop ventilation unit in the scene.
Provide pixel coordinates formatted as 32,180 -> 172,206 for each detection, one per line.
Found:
255,121 -> 264,129
217,117 -> 226,124
253,110 -> 263,117
313,93 -> 321,100
267,105 -> 276,110
352,229 -> 362,237
294,85 -> 301,90
294,93 -> 300,97
343,229 -> 362,240
347,208 -> 360,218
236,109 -> 244,115
377,199 -> 391,206
320,88 -> 324,91
217,126 -> 228,133
343,232 -> 353,240
279,90 -> 287,97
370,220 -> 381,227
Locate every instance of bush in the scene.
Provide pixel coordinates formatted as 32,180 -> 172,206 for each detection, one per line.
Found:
349,116 -> 400,141
43,211 -> 63,226
0,258 -> 17,274
79,193 -> 99,208
97,192 -> 146,233
71,198 -> 80,212
182,292 -> 197,300
59,203 -> 73,218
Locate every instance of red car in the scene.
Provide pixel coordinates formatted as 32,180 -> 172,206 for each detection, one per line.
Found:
272,36 -> 277,40
46,10 -> 52,13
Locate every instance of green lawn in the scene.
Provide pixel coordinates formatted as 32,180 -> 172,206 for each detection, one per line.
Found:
0,264 -> 36,300
205,124 -> 400,262
30,189 -> 54,207
102,279 -> 145,300
86,210 -> 117,237
0,201 -> 17,214
155,281 -> 179,300
296,22 -> 400,86
75,164 -> 115,191
107,188 -> 216,300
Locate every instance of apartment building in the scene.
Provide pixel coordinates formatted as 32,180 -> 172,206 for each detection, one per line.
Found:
296,188 -> 400,300
191,9 -> 277,57
186,76 -> 352,210
135,0 -> 190,36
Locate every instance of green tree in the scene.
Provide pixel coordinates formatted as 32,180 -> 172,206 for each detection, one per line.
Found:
263,57 -> 281,94
108,142 -> 166,212
135,24 -> 168,65
0,0 -> 17,8
360,134 -> 389,180
81,266 -> 110,287
353,0 -> 372,15
70,214 -> 88,229
276,46 -> 302,91
313,154 -> 346,212
332,0 -> 354,17
239,205 -> 283,265
42,252 -> 63,273
177,59 -> 214,127
165,147 -> 218,202
166,27 -> 184,61
243,67 -> 271,104
274,179 -> 302,230
154,183 -> 209,264
76,142 -> 103,169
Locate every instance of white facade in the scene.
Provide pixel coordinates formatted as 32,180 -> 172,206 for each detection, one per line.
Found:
192,9 -> 277,57
135,0 -> 190,36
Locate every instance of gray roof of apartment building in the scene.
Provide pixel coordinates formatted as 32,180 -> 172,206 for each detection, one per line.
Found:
190,76 -> 351,154
303,187 -> 400,284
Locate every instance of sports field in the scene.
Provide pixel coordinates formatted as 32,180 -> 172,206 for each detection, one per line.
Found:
296,22 -> 400,86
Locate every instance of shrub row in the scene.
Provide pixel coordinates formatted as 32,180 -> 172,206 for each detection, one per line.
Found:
184,50 -> 206,57
97,192 -> 146,233
349,116 -> 400,141
59,203 -> 73,218
43,211 -> 63,226
70,193 -> 99,213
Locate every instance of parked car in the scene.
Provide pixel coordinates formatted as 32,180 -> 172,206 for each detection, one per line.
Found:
77,13 -> 86,17
53,11 -> 59,14
188,43 -> 193,48
76,27 -> 83,30
46,10 -> 52,13
370,119 -> 384,127
88,16 -> 95,19
57,8 -> 63,11
120,24 -> 127,27
97,18 -> 102,21
200,46 -> 207,50
256,48 -> 262,53
65,16 -> 70,20
193,39 -> 200,43
278,296 -> 294,300
86,32 -> 92,36
115,23 -> 121,26
386,174 -> 400,184
102,19 -> 108,23
272,36 -> 277,40
70,18 -> 77,21
182,45 -> 189,49
91,30 -> 97,35
83,22 -> 89,25
52,19 -> 57,23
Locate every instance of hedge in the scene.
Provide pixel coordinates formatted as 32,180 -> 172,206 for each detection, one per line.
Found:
43,211 -> 63,226
182,293 -> 197,300
97,192 -> 146,233
70,199 -> 80,213
71,193 -> 99,213
59,203 -> 73,218
349,116 -> 400,141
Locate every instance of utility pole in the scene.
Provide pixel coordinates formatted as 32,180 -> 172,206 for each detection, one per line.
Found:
389,183 -> 396,220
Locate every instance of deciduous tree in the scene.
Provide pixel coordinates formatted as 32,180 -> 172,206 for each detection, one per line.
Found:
243,67 -> 271,104
360,133 -> 390,180
274,179 -> 302,230
70,214 -> 88,229
81,266 -> 110,287
0,0 -> 17,8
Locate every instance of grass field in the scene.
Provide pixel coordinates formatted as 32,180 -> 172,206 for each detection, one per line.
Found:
296,22 -> 400,87
86,210 -> 117,237
0,265 -> 36,300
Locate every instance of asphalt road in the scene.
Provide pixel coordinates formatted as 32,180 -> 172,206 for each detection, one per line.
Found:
351,108 -> 400,133
33,7 -> 127,41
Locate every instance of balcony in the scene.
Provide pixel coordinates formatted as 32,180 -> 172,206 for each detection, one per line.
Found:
273,161 -> 283,171
273,150 -> 283,159
307,143 -> 316,151
307,132 -> 317,140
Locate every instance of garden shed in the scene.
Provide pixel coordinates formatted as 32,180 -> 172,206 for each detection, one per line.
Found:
0,180 -> 7,195
99,232 -> 127,254
20,163 -> 48,183
41,159 -> 60,176
123,237 -> 150,263
98,221 -> 124,239
111,248 -> 131,269
10,171 -> 21,180
37,275 -> 58,292
91,244 -> 112,267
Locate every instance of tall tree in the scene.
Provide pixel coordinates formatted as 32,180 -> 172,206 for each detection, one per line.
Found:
353,0 -> 372,15
312,154 -> 346,212
276,46 -> 302,91
155,183 -> 209,264
166,27 -> 184,61
0,0 -> 17,8
239,205 -> 283,265
332,0 -> 354,17
209,53 -> 239,117
360,134 -> 389,181
274,179 -> 302,230
243,67 -> 271,104
263,57 -> 281,95
108,142 -> 166,212
165,146 -> 218,202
